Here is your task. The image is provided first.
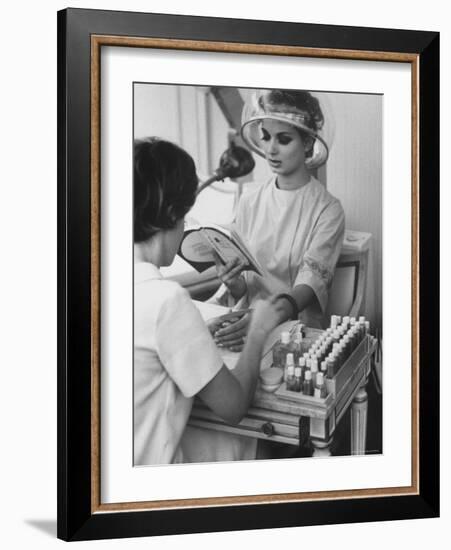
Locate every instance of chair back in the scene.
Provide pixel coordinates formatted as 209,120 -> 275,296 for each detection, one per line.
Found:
326,230 -> 372,319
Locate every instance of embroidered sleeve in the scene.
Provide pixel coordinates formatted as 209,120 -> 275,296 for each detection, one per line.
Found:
300,257 -> 334,288
294,199 -> 345,313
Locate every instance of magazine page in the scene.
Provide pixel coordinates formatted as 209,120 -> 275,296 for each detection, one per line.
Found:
179,229 -> 216,263
179,223 -> 262,274
201,228 -> 250,266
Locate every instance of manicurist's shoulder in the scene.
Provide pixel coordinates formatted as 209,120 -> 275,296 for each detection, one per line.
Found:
137,276 -> 191,312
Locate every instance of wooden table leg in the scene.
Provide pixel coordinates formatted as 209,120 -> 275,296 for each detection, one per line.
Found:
351,382 -> 368,454
309,414 -> 335,457
311,438 -> 332,457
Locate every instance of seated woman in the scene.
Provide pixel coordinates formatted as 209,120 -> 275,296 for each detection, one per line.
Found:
213,88 -> 345,350
200,89 -> 345,460
133,137 -> 283,465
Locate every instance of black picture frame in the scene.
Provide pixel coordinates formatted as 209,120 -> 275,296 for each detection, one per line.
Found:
57,7 -> 439,542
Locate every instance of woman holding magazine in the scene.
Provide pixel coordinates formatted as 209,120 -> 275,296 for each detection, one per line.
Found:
183,89 -> 346,463
212,89 -> 345,351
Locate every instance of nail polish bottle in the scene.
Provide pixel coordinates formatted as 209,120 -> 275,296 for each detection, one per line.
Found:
326,355 -> 336,378
310,358 -> 319,387
314,372 -> 328,399
286,364 -> 296,391
284,353 -> 295,382
294,365 -> 302,392
298,356 -> 306,375
273,331 -> 292,369
292,332 -> 304,364
303,370 -> 313,396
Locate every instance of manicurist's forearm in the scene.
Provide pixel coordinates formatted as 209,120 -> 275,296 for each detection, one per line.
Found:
230,328 -> 267,418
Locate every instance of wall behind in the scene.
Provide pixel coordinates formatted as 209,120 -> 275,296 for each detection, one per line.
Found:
327,93 -> 383,329
0,1 -> 447,550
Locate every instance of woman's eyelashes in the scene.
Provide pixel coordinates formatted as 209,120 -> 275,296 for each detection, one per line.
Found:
278,135 -> 293,145
260,130 -> 293,145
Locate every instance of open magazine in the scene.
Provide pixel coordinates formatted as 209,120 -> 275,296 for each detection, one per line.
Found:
178,223 -> 263,275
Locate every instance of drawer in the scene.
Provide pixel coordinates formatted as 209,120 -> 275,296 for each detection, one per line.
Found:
189,404 -> 300,445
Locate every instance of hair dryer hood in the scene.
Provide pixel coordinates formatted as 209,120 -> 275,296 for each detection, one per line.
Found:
216,141 -> 255,180
197,141 -> 255,195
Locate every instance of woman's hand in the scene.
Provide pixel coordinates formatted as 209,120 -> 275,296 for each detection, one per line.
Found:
213,312 -> 251,352
206,317 -> 224,336
213,297 -> 285,352
213,253 -> 247,300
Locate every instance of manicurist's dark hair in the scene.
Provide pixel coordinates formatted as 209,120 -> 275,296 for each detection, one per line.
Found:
133,138 -> 198,243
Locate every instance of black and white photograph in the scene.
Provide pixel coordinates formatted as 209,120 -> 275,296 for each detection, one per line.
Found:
133,83 -> 383,466
0,0 -> 445,546
53,5 -> 440,543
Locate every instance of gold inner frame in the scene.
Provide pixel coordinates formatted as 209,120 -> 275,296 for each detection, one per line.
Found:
90,35 -> 419,514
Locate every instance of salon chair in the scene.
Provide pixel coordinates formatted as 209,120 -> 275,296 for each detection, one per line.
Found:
326,229 -> 371,320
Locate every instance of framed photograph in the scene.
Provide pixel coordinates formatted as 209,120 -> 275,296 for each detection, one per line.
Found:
57,8 -> 439,541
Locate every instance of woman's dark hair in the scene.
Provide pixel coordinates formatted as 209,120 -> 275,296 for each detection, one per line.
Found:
259,90 -> 324,158
134,138 -> 198,243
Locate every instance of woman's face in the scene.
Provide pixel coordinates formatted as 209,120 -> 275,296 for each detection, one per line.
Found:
259,119 -> 308,177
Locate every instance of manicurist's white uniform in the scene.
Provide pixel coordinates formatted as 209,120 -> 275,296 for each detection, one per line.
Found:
134,262 -> 223,465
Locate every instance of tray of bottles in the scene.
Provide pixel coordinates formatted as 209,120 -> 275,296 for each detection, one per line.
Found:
273,334 -> 373,407
275,381 -> 335,408
326,334 -> 373,396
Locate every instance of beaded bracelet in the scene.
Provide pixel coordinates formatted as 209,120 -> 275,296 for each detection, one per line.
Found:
275,293 -> 299,320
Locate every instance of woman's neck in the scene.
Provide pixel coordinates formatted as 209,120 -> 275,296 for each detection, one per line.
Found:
134,238 -> 163,267
276,166 -> 311,190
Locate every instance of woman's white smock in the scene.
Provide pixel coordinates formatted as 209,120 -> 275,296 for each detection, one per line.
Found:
218,175 -> 345,327
134,262 -> 223,465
